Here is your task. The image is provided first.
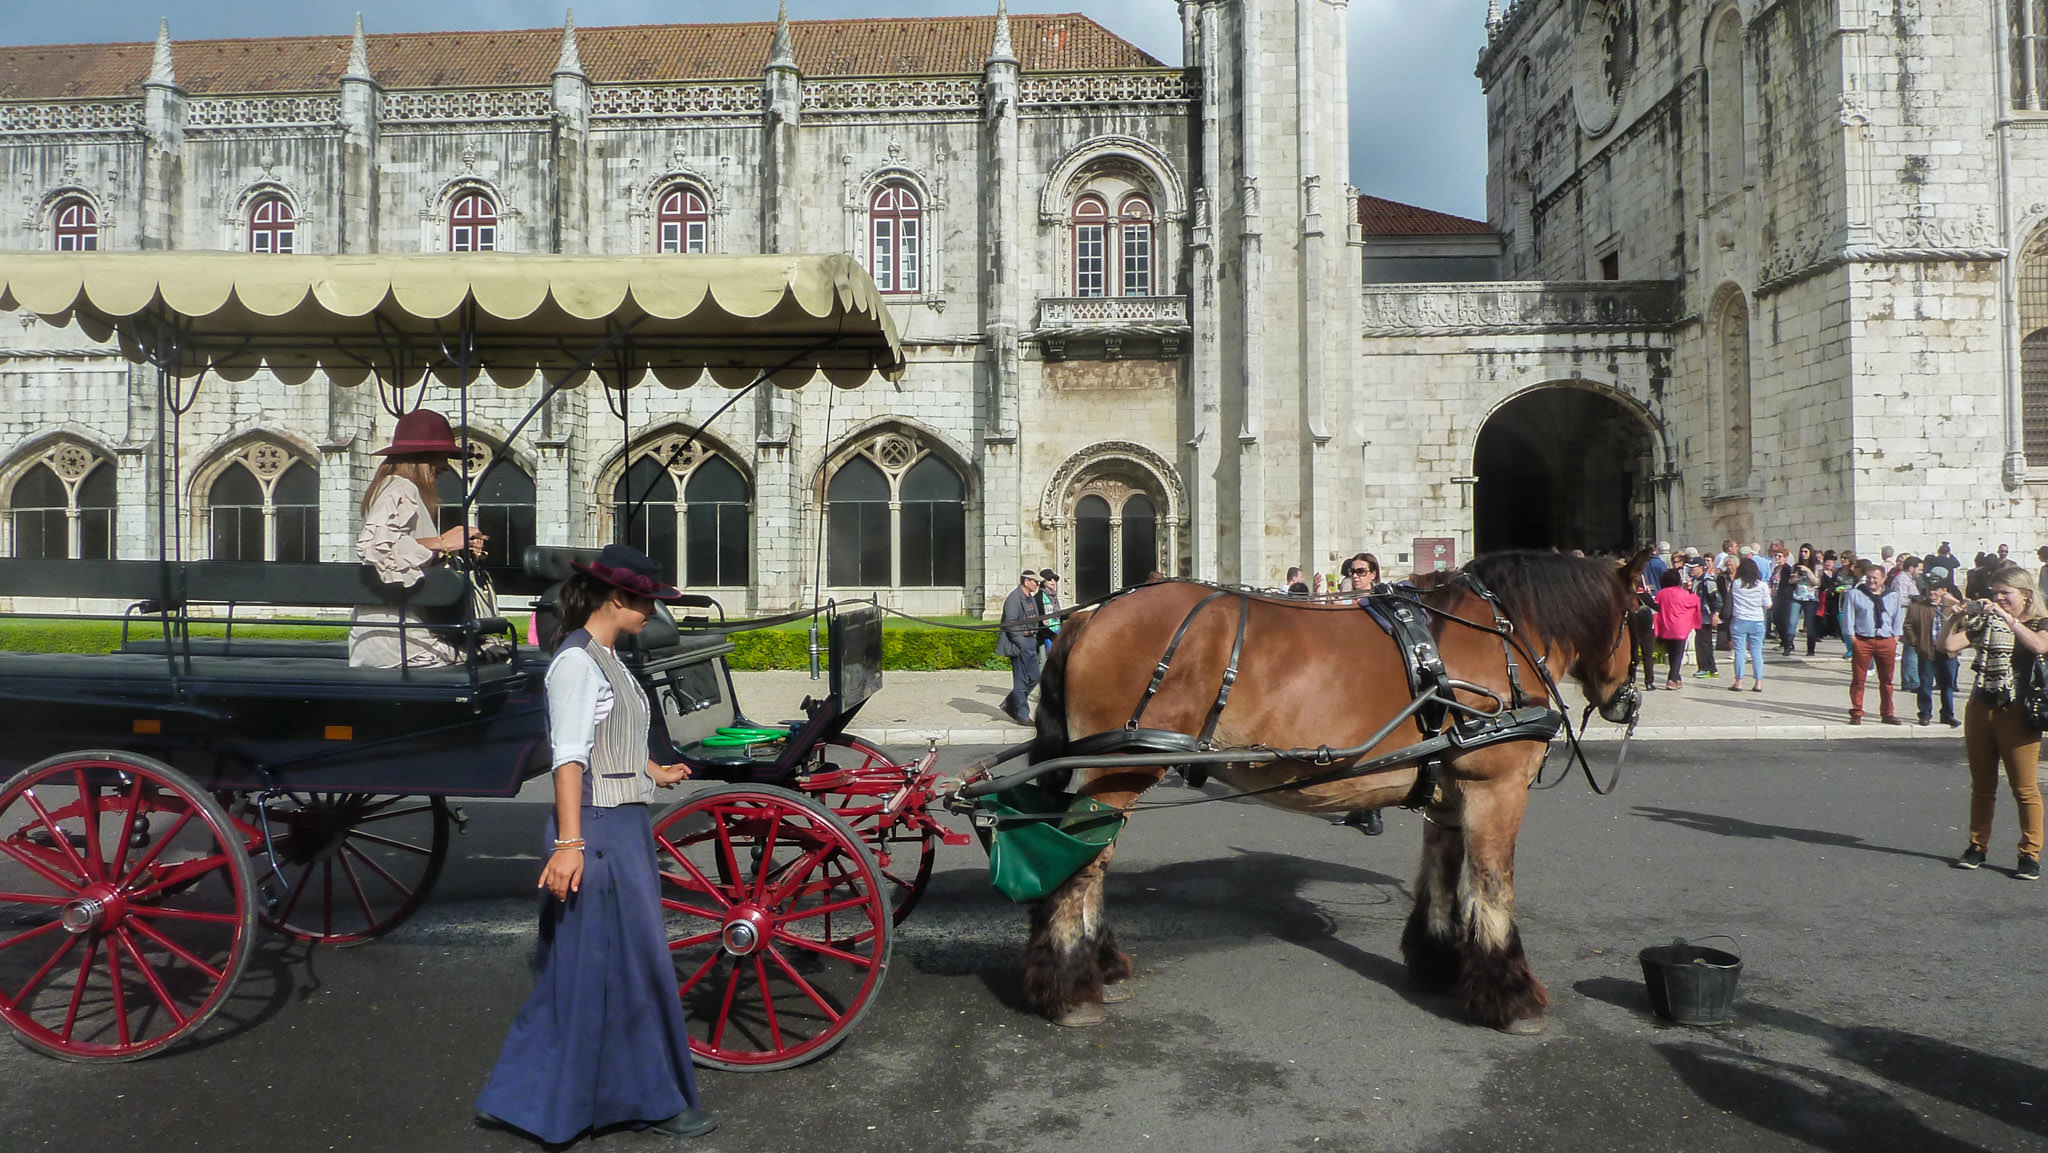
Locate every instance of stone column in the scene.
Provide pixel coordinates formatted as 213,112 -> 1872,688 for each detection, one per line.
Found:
551,14 -> 590,255
139,20 -> 184,251
979,2 -> 1022,614
338,15 -> 381,254
1183,0 -> 1226,581
754,5 -> 803,610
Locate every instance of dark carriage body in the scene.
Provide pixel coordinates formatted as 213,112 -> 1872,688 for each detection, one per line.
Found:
0,557 -> 551,795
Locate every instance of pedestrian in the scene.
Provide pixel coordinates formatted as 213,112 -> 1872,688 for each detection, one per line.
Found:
1791,558 -> 1823,656
475,543 -> 716,1144
998,569 -> 1042,725
1338,552 -> 1381,593
1844,560 -> 1904,725
1687,554 -> 1721,680
1769,541 -> 1797,654
1904,578 -> 1963,726
1727,556 -> 1772,692
1642,541 -> 1671,594
2037,545 -> 2048,592
1652,569 -> 1700,690
1941,566 -> 2046,880
1036,569 -> 1063,656
1926,542 -> 1959,586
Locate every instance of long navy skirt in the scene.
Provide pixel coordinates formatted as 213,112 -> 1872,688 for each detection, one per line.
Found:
476,804 -> 701,1144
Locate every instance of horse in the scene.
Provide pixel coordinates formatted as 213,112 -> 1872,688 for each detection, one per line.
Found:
1021,550 -> 1647,1033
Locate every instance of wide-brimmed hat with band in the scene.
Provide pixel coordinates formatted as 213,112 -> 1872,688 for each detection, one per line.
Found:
572,543 -> 684,602
373,409 -> 464,457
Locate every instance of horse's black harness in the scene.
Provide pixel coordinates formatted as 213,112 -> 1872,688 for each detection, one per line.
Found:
1050,577 -> 1575,812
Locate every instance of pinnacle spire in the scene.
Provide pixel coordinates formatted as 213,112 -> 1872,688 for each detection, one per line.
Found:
1486,0 -> 1504,33
148,18 -> 175,87
989,0 -> 1015,64
555,9 -> 585,77
344,13 -> 373,81
768,1 -> 795,69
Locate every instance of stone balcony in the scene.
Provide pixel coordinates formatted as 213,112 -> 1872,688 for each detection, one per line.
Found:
1359,280 -> 1685,337
1028,295 -> 1191,360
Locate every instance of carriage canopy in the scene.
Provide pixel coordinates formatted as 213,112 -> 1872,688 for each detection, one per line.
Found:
0,252 -> 906,389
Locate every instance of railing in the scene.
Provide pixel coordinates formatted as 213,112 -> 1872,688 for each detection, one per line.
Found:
1358,281 -> 1683,335
1036,296 -> 1189,328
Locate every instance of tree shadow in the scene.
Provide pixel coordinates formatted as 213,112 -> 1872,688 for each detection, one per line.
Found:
1576,977 -> 2047,1145
1631,805 -> 1953,864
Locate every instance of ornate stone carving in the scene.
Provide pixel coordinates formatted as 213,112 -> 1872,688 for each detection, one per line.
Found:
592,84 -> 762,119
1018,73 -> 1192,107
1038,440 -> 1186,526
800,79 -> 980,113
0,102 -> 144,133
382,89 -> 552,123
1870,206 -> 1998,250
187,96 -> 341,129
1357,282 -> 1682,335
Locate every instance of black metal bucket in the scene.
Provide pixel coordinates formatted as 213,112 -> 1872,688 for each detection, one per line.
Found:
1638,939 -> 1742,1025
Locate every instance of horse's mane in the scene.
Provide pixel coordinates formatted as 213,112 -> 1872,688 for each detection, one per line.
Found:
1453,551 -> 1628,660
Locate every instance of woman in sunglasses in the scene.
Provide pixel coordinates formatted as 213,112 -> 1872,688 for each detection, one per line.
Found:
1337,552 -> 1382,594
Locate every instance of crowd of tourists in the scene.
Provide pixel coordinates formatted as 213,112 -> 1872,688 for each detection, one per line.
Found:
1638,537 -> 2043,883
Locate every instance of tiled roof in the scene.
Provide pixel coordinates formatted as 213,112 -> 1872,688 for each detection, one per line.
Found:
0,13 -> 1164,100
1357,195 -> 1494,237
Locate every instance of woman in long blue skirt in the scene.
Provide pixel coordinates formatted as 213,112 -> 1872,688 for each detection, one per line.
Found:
476,545 -> 716,1145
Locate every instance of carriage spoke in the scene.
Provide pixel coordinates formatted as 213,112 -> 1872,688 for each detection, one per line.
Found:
116,809 -> 194,890
125,905 -> 240,927
752,957 -> 784,1050
664,928 -> 721,950
763,943 -> 844,1020
348,802 -> 435,825
322,860 -> 335,938
108,775 -> 147,880
767,930 -> 876,970
758,842 -> 833,908
774,891 -> 879,925
0,836 -> 82,894
337,850 -> 377,928
124,851 -> 233,903
747,813 -> 782,904
674,946 -> 725,995
709,958 -> 743,1050
114,929 -> 189,1029
20,789 -> 92,883
657,851 -> 733,911
71,770 -> 105,883
660,897 -> 724,924
5,929 -> 78,1008
0,890 -> 68,907
105,927 -> 131,1046
341,840 -> 414,899
710,818 -> 744,897
58,936 -> 97,1043
271,860 -> 317,925
345,829 -> 435,857
124,916 -> 225,982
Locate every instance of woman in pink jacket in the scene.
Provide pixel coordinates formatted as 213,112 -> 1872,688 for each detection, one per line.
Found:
1653,569 -> 1703,690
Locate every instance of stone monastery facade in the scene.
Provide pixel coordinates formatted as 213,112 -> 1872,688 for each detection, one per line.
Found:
1,0 -> 2042,616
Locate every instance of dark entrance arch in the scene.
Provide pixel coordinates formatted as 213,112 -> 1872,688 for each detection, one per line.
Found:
1473,387 -> 1656,555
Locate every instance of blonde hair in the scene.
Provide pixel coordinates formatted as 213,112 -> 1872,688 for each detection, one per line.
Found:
360,457 -> 444,518
1990,564 -> 2048,622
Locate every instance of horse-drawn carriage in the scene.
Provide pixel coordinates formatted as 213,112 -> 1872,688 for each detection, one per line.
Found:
0,252 -> 1648,1070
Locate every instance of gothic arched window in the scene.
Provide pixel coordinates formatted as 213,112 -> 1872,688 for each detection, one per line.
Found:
248,194 -> 296,254
1074,494 -> 1112,598
1069,176 -> 1162,297
1119,195 -> 1154,297
869,184 -> 922,294
435,443 -> 536,573
610,436 -> 752,588
658,187 -> 709,254
1714,290 -> 1754,490
9,443 -> 117,560
1072,195 -> 1109,298
52,198 -> 98,251
1121,493 -> 1158,585
450,191 -> 498,252
2020,227 -> 2048,463
1706,9 -> 1746,201
206,445 -> 317,562
825,433 -> 967,590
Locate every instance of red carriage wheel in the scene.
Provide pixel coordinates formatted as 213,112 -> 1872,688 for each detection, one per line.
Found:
652,785 -> 891,1071
246,793 -> 451,945
0,751 -> 256,1061
807,735 -> 938,927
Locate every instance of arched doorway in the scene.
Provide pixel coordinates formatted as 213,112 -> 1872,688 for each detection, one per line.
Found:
1473,386 -> 1656,554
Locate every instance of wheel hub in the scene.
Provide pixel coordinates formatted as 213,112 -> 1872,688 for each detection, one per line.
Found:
60,887 -> 121,935
721,907 -> 772,956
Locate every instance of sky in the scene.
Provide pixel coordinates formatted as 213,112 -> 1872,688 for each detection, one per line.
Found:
2,1 -> 1495,220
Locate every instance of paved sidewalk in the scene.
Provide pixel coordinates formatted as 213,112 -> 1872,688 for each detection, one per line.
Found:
731,646 -> 1967,747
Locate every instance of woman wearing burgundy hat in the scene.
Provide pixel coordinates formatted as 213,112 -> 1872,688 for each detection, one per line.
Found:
475,543 -> 716,1143
348,409 -> 488,668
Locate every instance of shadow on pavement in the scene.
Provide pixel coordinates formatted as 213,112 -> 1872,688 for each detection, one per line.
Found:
1574,977 -> 2047,1147
1630,805 -> 1952,864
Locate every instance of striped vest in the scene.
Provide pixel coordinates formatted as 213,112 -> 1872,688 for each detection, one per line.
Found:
560,633 -> 656,809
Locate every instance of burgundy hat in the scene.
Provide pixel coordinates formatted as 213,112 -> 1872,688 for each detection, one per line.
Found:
572,543 -> 683,602
373,409 -> 463,457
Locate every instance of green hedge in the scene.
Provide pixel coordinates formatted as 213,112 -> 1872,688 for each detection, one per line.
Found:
0,616 -> 1009,671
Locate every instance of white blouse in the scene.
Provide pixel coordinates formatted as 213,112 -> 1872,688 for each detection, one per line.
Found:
347,476 -> 461,668
544,645 -> 618,770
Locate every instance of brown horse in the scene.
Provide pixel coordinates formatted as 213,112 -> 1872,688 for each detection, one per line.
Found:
1022,550 -> 1647,1033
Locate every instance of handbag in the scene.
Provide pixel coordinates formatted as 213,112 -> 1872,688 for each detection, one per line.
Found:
2021,653 -> 2048,731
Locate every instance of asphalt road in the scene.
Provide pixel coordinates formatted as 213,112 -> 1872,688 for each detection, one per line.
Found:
3,739 -> 2044,1153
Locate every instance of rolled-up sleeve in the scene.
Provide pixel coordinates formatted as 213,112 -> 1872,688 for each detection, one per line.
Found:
356,481 -> 436,588
545,649 -> 605,770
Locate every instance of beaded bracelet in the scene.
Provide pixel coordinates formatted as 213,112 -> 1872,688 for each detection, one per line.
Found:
552,838 -> 586,850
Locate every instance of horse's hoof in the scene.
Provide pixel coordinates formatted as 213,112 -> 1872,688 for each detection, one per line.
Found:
1100,982 -> 1132,1005
1053,1003 -> 1107,1027
1499,1015 -> 1549,1036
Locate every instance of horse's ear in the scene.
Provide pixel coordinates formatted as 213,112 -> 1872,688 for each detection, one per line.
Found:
1620,548 -> 1653,590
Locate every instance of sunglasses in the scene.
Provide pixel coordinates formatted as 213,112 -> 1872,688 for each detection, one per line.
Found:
1349,567 -> 1371,576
